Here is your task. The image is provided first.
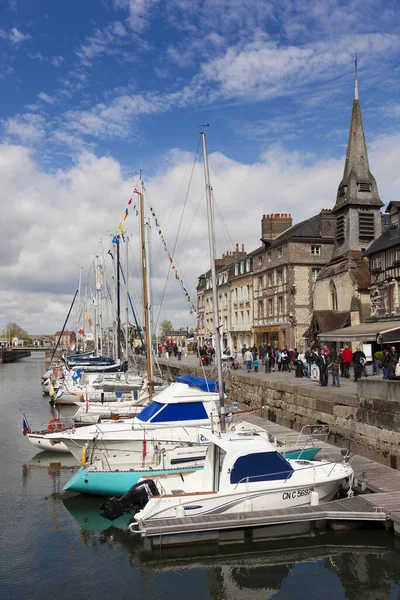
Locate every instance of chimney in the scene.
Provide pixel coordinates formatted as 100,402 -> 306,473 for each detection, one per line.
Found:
235,243 -> 239,251
261,213 -> 292,241
242,243 -> 244,251
319,209 -> 335,238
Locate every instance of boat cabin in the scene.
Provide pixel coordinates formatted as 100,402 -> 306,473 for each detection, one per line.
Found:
200,430 -> 294,492
134,379 -> 222,426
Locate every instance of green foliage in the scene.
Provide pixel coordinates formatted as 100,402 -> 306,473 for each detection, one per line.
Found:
160,320 -> 173,337
0,323 -> 32,343
374,351 -> 383,361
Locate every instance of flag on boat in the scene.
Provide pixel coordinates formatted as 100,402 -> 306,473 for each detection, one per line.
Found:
123,208 -> 129,220
133,188 -> 140,195
108,249 -> 114,259
69,341 -> 76,352
72,369 -> 82,381
22,416 -> 30,436
128,197 -> 132,205
78,328 -> 84,335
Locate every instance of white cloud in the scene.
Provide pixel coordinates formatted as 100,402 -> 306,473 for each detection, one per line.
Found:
4,113 -> 46,143
75,21 -> 128,65
37,92 -> 54,104
1,125 -> 398,333
113,0 -> 160,32
0,27 -> 31,45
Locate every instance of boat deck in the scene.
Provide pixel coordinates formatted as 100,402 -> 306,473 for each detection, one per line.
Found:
135,411 -> 400,545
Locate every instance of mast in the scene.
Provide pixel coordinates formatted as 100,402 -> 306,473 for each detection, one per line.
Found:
116,241 -> 121,361
76,266 -> 83,351
200,131 -> 226,431
125,235 -> 129,363
139,176 -> 153,400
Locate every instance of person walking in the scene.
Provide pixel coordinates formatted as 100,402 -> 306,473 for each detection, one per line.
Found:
242,345 -> 247,364
381,348 -> 390,380
276,349 -> 282,371
281,348 -> 289,372
329,352 -> 341,387
253,357 -> 259,373
352,346 -> 366,382
341,345 -> 353,378
387,345 -> 399,379
177,344 -> 183,361
305,346 -> 313,377
244,348 -> 253,373
317,348 -> 329,386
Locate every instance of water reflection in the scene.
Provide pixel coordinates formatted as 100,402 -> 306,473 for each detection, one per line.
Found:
61,492 -> 400,599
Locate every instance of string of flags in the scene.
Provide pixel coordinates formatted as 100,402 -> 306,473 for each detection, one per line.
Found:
148,205 -> 199,317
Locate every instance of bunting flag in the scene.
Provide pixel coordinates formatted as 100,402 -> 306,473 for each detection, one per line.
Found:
133,188 -> 140,195
128,198 -> 132,205
123,208 -> 129,221
69,340 -> 76,352
22,416 -> 30,436
118,224 -> 125,242
86,313 -> 93,328
108,249 -> 114,260
148,205 -> 198,317
78,328 -> 84,335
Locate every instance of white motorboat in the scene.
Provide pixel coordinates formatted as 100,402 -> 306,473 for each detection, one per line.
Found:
124,430 -> 353,524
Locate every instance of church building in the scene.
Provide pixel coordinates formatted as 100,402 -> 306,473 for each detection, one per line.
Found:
307,72 -> 384,346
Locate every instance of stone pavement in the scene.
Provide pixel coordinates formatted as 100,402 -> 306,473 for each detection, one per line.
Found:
155,352 -> 380,396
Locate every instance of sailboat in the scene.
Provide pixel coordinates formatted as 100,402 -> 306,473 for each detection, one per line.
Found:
97,132 -> 353,522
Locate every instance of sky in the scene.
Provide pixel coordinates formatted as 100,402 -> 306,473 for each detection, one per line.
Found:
1,0 -> 400,336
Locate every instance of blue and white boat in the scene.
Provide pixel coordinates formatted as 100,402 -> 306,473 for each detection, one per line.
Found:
126,429 -> 353,524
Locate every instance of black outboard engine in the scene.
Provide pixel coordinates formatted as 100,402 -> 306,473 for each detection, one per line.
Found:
100,479 -> 159,521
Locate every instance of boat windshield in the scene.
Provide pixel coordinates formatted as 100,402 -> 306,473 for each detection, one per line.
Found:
230,451 -> 293,484
136,400 -> 209,423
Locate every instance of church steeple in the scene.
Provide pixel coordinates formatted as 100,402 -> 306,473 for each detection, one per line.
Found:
333,63 -> 383,212
331,64 -> 383,260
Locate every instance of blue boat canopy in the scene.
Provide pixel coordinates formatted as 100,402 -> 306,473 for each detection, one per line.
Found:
174,375 -> 222,393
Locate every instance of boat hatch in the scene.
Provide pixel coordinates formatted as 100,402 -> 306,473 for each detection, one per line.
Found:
136,401 -> 208,423
230,451 -> 294,484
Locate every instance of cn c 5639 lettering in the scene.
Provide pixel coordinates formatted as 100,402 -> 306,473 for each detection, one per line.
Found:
282,488 -> 310,500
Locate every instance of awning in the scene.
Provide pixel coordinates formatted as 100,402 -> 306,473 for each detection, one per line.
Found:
318,320 -> 400,343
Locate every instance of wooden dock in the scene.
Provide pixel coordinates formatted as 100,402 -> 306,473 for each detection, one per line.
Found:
133,411 -> 400,547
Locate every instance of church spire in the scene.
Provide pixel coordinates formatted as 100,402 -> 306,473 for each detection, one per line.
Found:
333,60 -> 383,212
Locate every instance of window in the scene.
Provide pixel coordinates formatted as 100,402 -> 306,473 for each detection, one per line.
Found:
371,256 -> 381,271
268,273 -> 273,287
234,288 -> 238,303
235,264 -> 239,276
238,287 -> 242,302
277,270 -> 283,284
267,252 -> 272,262
258,255 -> 263,265
359,211 -> 375,241
258,300 -> 263,318
268,298 -> 273,316
338,185 -> 347,196
277,247 -> 283,258
246,259 -> 251,272
278,296 -> 284,314
241,311 -> 244,324
329,280 -> 338,311
312,268 -> 321,282
336,214 -> 345,244
311,245 -> 321,255
234,311 -> 238,324
258,276 -> 263,290
396,249 -> 400,263
246,310 -> 250,323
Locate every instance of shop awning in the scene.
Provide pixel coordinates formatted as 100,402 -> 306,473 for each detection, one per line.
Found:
318,320 -> 400,343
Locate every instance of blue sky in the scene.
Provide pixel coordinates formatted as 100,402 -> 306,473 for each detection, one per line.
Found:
1,0 -> 400,333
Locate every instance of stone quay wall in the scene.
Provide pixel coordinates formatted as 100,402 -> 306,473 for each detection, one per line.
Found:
0,349 -> 31,363
153,360 -> 400,470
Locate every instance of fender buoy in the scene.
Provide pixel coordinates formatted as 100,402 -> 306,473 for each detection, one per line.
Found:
80,445 -> 87,467
47,418 -> 62,432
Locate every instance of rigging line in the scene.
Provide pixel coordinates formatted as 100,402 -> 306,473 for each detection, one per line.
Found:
212,189 -> 236,253
151,138 -> 201,327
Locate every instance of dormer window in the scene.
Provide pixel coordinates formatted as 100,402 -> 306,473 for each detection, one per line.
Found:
311,245 -> 321,256
358,182 -> 372,193
277,247 -> 283,258
371,256 -> 381,271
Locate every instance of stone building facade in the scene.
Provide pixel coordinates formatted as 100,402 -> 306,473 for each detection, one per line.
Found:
253,212 -> 335,350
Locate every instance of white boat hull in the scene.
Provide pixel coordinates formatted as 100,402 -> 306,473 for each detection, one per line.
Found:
27,433 -> 70,453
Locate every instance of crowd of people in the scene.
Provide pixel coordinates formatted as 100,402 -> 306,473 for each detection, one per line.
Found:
222,343 -> 400,386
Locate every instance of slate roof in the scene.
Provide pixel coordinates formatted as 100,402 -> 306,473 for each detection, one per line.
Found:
265,213 -> 333,248
304,311 -> 350,338
364,225 -> 400,256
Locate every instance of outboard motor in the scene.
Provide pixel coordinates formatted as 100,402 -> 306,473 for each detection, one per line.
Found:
100,479 -> 159,521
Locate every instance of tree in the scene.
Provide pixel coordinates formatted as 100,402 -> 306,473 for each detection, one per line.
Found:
160,320 -> 173,337
0,323 -> 32,343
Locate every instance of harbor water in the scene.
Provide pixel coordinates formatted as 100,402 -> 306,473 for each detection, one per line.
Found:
1,355 -> 400,600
